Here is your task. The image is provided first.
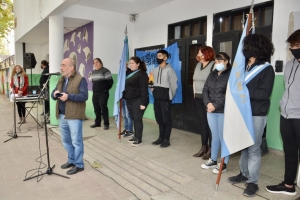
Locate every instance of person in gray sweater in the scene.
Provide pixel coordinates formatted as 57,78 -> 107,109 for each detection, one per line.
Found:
152,50 -> 178,148
266,29 -> 300,196
192,46 -> 215,159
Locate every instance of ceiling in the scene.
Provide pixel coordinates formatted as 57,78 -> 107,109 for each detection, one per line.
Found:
17,0 -> 174,44
77,0 -> 174,14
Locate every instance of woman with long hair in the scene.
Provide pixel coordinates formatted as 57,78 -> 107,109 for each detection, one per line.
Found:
10,65 -> 29,124
192,46 -> 215,159
201,52 -> 232,173
123,56 -> 149,147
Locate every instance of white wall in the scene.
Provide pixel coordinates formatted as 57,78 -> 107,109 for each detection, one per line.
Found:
14,0 -> 66,41
272,0 -> 299,70
133,0 -> 299,68
14,42 -> 49,74
62,5 -> 134,74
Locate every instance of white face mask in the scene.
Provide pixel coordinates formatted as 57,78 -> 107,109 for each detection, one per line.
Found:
215,63 -> 225,71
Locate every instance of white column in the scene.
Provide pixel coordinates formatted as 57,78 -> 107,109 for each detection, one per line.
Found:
49,15 -> 64,72
206,14 -> 213,47
49,15 -> 63,125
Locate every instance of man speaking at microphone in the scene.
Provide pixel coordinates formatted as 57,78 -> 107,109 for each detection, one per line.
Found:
51,58 -> 88,175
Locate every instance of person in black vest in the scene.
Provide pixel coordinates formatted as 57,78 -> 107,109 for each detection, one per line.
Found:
123,56 -> 149,147
39,60 -> 50,115
90,58 -> 113,130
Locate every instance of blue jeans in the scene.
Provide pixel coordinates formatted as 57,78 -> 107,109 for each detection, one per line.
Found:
59,114 -> 84,168
122,99 -> 133,131
239,116 -> 266,184
207,113 -> 229,164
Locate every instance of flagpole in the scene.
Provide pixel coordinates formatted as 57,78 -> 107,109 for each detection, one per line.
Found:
216,0 -> 255,190
118,99 -> 122,140
118,25 -> 128,140
215,158 -> 225,190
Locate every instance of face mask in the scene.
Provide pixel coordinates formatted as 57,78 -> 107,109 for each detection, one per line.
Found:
156,58 -> 164,64
41,66 -> 43,69
243,49 -> 253,59
290,48 -> 300,60
215,63 -> 225,71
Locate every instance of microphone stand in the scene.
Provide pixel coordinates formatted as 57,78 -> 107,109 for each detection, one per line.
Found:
24,74 -> 69,181
4,86 -> 32,143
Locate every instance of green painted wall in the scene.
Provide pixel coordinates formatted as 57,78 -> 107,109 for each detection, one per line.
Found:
266,75 -> 284,150
27,74 -> 41,86
37,72 -> 285,151
47,74 -> 119,126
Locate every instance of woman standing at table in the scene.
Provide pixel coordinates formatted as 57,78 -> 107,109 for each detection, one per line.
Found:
10,65 -> 29,124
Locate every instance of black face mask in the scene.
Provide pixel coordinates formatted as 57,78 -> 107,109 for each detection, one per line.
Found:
290,48 -> 300,60
41,66 -> 43,69
156,58 -> 164,64
243,49 -> 253,59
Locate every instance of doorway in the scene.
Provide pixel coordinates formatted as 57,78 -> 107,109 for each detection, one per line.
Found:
168,36 -> 206,133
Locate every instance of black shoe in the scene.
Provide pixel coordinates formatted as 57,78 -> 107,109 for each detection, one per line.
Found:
152,138 -> 163,145
121,129 -> 127,135
123,131 -> 134,137
266,182 -> 297,196
243,183 -> 259,197
66,166 -> 84,175
160,140 -> 170,148
40,112 -> 44,116
103,126 -> 109,130
61,162 -> 75,169
131,139 -> 142,147
90,124 -> 100,128
128,137 -> 136,143
227,172 -> 248,184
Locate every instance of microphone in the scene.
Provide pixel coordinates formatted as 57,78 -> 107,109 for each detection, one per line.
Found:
43,72 -> 61,76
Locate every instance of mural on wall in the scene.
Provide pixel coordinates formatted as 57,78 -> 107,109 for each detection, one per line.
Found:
64,21 -> 94,90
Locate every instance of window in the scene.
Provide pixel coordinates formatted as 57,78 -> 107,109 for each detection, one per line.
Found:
219,41 -> 233,59
192,23 -> 200,36
220,16 -> 230,32
168,17 -> 207,40
174,26 -> 180,39
262,6 -> 273,26
181,24 -> 190,38
232,13 -> 244,30
201,21 -> 207,35
188,44 -> 202,85
213,1 -> 273,33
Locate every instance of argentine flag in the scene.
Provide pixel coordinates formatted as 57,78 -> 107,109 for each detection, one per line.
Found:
113,35 -> 128,128
221,18 -> 255,158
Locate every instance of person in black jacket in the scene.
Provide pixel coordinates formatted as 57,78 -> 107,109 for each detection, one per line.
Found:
123,56 -> 149,147
39,60 -> 50,115
228,34 -> 275,197
90,58 -> 114,130
201,52 -> 231,174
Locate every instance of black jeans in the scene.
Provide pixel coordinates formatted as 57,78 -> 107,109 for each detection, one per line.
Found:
16,102 -> 26,117
154,99 -> 172,141
126,98 -> 146,141
280,115 -> 300,185
92,92 -> 109,126
195,97 -> 212,146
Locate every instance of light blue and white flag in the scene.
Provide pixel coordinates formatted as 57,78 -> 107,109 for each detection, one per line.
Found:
113,35 -> 128,129
221,18 -> 255,158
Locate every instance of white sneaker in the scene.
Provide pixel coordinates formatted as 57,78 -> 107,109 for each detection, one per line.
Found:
212,163 -> 227,174
201,158 -> 217,169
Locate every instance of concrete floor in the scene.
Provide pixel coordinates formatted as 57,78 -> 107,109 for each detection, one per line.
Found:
0,94 -> 298,200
